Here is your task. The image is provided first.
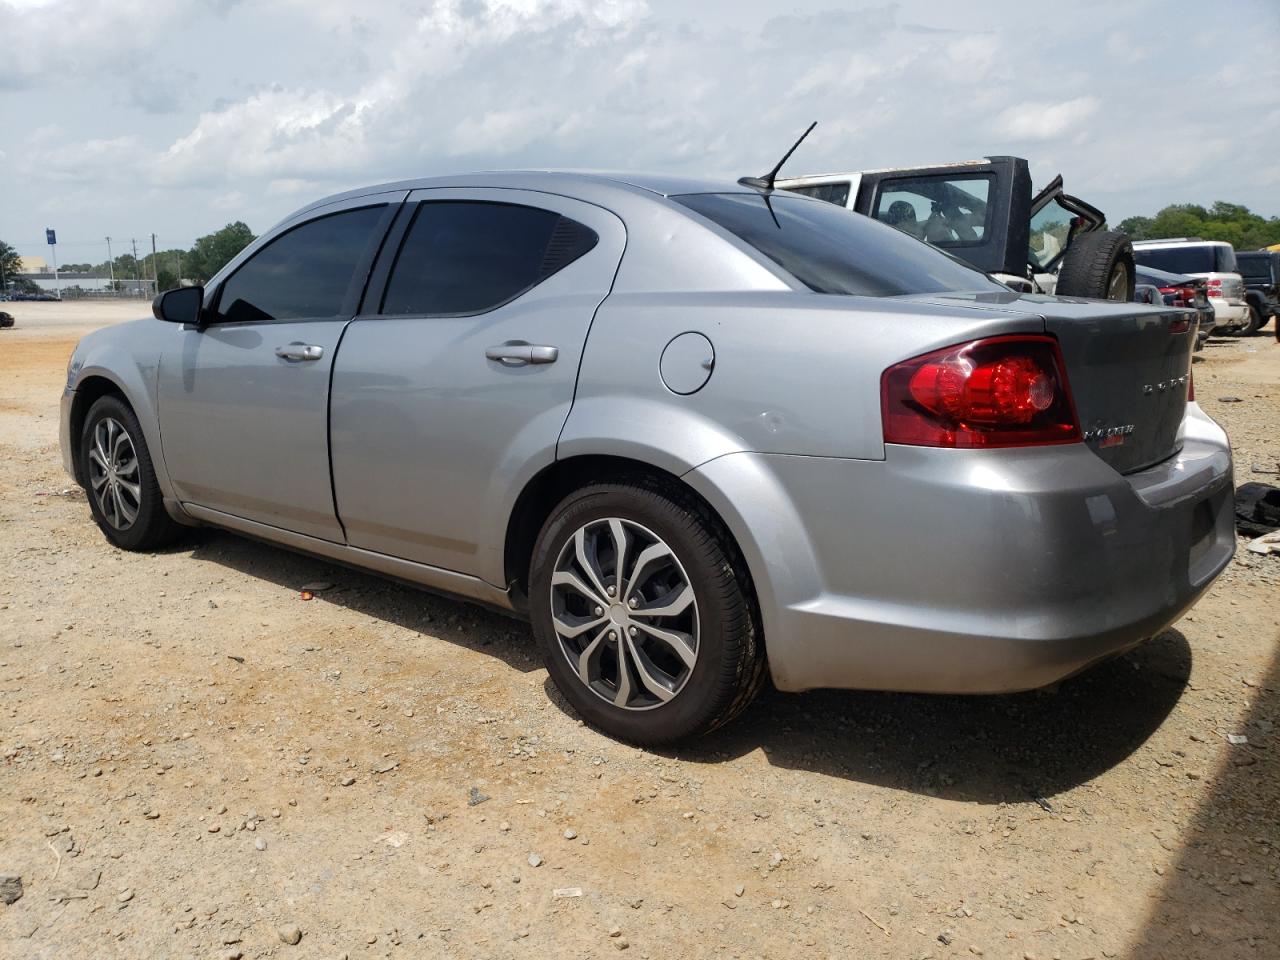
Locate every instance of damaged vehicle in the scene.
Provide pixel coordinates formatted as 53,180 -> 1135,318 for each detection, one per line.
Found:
779,156 -> 1136,302
60,170 -> 1234,744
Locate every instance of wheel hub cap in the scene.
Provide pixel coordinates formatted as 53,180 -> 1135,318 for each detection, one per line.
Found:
550,517 -> 700,711
87,417 -> 141,531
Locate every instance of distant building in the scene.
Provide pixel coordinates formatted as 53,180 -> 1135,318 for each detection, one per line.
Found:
18,256 -> 48,273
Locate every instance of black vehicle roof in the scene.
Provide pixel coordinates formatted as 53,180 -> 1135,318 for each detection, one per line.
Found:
1134,264 -> 1197,284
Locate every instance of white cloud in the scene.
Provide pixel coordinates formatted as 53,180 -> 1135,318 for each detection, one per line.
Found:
992,97 -> 1100,142
2,0 -> 1278,244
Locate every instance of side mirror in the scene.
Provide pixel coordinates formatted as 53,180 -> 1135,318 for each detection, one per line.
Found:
152,285 -> 205,326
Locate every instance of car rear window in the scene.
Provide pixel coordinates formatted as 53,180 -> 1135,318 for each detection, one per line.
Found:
673,193 -> 1002,297
1134,244 -> 1236,275
1236,254 -> 1273,280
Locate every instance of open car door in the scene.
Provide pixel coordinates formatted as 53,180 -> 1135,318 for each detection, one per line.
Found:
850,156 -> 1032,276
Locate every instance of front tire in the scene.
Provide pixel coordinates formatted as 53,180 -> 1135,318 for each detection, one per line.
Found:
80,395 -> 183,551
529,480 -> 765,745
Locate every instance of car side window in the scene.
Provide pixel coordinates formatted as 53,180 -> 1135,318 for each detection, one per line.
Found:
785,183 -> 851,207
380,201 -> 598,316
215,205 -> 386,324
873,176 -> 991,245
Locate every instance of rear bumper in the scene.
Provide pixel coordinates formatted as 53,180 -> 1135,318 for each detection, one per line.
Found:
1210,299 -> 1247,326
686,404 -> 1234,694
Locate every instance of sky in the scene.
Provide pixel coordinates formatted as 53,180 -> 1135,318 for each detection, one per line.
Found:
2,0 -> 1278,263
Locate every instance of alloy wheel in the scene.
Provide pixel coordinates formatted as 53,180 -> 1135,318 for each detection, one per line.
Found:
87,417 -> 141,530
1107,262 -> 1130,301
549,517 -> 699,711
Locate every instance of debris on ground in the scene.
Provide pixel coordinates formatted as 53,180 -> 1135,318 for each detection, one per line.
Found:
1235,482 -> 1280,537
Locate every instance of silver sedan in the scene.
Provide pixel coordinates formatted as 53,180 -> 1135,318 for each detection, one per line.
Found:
60,172 -> 1235,743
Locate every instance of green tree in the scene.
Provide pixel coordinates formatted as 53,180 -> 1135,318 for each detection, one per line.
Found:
1119,202 -> 1280,250
1,239 -> 23,293
185,222 -> 255,283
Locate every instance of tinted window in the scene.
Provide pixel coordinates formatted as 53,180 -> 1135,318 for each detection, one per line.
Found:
1133,245 -> 1234,275
1236,253 -> 1273,280
1233,253 -> 1274,280
873,176 -> 991,245
382,201 -> 598,316
217,206 -> 385,323
674,193 -> 1002,297
785,182 -> 851,207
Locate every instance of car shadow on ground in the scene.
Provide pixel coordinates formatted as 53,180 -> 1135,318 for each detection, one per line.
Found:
186,529 -> 543,674
187,529 -> 1191,805
656,629 -> 1192,804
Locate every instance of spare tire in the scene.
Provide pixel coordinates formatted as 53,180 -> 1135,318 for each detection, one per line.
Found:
1056,230 -> 1136,301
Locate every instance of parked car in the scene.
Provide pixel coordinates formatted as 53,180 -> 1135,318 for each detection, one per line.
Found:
59,172 -> 1235,744
1135,264 -> 1215,348
0,310 -> 14,328
1132,239 -> 1251,334
1235,249 -> 1279,334
1133,283 -> 1162,305
778,156 -> 1137,302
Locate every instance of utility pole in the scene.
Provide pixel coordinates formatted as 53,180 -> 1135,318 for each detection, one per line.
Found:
106,237 -> 116,292
150,233 -> 159,293
131,238 -> 141,297
48,228 -> 62,300
174,250 -> 183,285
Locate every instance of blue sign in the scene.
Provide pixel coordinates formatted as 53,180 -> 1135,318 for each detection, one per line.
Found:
46,229 -> 56,245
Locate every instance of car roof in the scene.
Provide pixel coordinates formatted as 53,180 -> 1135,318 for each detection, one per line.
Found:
1131,238 -> 1233,248
290,170 -> 765,219
1134,264 -> 1197,283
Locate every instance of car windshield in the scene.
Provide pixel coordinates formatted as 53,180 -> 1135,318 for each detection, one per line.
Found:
1134,245 -> 1235,275
673,193 -> 1003,297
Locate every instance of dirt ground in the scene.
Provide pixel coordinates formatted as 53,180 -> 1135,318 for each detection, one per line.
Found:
1,300 -> 1277,960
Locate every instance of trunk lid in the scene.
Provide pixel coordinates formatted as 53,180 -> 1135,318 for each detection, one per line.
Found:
1038,298 -> 1195,474
901,292 -> 1196,474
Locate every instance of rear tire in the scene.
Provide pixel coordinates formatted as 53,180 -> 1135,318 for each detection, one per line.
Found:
1055,230 -> 1136,301
80,395 -> 183,551
529,480 -> 766,745
1240,303 -> 1262,336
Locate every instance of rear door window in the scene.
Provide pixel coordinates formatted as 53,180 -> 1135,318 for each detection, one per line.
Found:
381,201 -> 598,316
872,176 -> 991,245
215,205 -> 386,323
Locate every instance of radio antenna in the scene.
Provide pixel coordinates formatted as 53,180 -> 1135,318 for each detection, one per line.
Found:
738,121 -> 817,192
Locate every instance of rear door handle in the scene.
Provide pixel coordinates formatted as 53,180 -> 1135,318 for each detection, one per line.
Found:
275,342 -> 324,362
485,341 -> 559,367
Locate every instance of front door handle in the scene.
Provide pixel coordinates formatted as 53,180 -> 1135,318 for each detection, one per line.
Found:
485,341 -> 559,367
275,342 -> 324,362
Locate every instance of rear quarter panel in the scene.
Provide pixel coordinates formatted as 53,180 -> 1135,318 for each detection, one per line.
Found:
559,291 -> 1050,466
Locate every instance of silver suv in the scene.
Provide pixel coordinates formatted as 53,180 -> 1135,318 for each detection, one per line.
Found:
60,172 -> 1234,743
1132,239 -> 1249,333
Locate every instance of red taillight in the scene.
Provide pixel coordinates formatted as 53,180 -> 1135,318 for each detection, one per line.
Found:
1207,278 -> 1222,286
882,336 -> 1081,448
1207,289 -> 1222,298
1159,285 -> 1197,307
